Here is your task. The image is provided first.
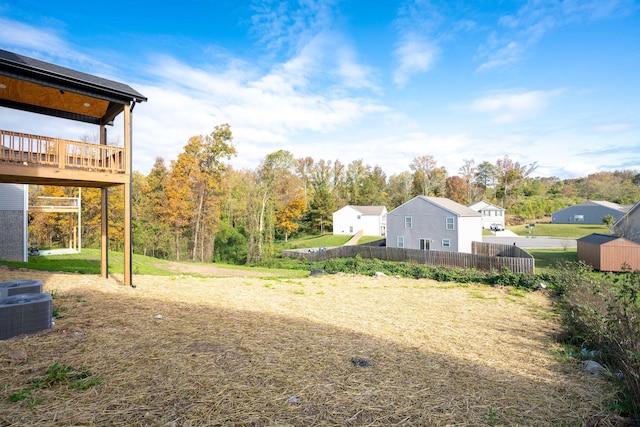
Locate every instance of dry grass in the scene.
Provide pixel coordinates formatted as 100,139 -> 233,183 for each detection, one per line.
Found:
0,269 -> 617,426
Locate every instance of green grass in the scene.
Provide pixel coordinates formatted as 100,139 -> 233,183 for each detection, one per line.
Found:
0,248 -> 304,278
357,235 -> 385,245
0,248 -> 175,275
283,233 -> 351,249
509,223 -> 612,238
526,248 -> 577,274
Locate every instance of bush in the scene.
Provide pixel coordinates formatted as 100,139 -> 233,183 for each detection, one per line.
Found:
553,262 -> 640,420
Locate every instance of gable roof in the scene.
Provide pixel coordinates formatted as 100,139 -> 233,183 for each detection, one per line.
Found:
468,200 -> 504,211
396,196 -> 481,217
0,49 -> 147,125
349,205 -> 387,215
571,200 -> 627,211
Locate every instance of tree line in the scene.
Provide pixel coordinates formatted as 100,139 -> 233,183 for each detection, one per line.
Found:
28,124 -> 640,264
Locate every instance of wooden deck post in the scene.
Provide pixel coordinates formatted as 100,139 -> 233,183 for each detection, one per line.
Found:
100,125 -> 109,279
123,104 -> 133,287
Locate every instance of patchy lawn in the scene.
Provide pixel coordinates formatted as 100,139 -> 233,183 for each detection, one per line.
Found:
0,270 -> 616,426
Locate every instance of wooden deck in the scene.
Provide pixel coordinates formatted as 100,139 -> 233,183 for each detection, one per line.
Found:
0,129 -> 126,187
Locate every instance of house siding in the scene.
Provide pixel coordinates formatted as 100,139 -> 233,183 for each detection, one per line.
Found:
614,203 -> 640,244
0,184 -> 28,262
552,203 -> 625,224
387,197 -> 481,253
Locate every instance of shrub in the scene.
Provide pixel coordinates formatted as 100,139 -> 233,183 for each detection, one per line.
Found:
553,262 -> 640,420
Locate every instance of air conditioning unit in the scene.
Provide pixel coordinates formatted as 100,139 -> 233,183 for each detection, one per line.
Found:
0,293 -> 52,340
0,280 -> 43,298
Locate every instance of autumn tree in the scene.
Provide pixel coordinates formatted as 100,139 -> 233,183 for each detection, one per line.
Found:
387,171 -> 413,208
132,158 -> 172,258
247,150 -> 299,262
445,176 -> 467,204
410,155 -> 446,196
276,191 -> 307,241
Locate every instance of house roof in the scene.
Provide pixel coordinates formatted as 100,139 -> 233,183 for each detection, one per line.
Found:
414,196 -> 481,217
349,205 -> 387,215
0,49 -> 147,125
567,200 -> 627,211
467,200 -> 504,211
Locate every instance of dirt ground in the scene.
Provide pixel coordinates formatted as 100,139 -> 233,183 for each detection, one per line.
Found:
0,269 -> 618,426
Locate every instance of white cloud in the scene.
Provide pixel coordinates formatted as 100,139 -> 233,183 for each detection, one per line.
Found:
0,17 -> 101,71
476,0 -> 636,71
126,51 -> 387,173
393,34 -> 438,87
468,89 -> 564,124
594,122 -> 637,133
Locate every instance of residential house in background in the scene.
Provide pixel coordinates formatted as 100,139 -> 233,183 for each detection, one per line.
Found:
386,196 -> 482,253
0,183 -> 28,262
577,233 -> 640,272
468,200 -> 505,230
613,201 -> 640,244
332,205 -> 387,236
551,201 -> 629,224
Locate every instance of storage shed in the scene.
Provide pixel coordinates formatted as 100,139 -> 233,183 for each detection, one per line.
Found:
577,233 -> 640,272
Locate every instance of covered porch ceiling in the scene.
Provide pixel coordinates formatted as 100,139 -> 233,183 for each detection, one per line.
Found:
0,49 -> 147,125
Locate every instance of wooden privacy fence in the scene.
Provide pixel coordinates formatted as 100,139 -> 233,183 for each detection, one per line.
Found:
283,241 -> 535,274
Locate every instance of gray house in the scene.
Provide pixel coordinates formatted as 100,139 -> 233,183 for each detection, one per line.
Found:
613,201 -> 640,244
551,201 -> 629,224
387,196 -> 482,253
0,183 -> 28,262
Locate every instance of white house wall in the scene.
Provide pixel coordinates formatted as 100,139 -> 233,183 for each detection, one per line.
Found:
333,206 -> 386,236
458,216 -> 483,253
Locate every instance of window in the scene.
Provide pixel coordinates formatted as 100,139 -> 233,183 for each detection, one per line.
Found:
573,215 -> 584,223
397,236 -> 404,248
442,239 -> 451,248
405,217 -> 412,228
349,226 -> 353,233
446,217 -> 454,230
419,238 -> 430,251
497,211 -> 503,216
357,215 -> 361,219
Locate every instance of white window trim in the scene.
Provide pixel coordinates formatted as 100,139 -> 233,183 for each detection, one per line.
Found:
446,217 -> 454,230
442,239 -> 451,247
405,217 -> 412,228
397,236 -> 404,248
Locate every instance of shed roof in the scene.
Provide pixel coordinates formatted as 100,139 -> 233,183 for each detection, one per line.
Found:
0,49 -> 146,125
577,233 -> 621,245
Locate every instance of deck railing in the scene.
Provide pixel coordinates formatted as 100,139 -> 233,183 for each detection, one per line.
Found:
0,129 -> 125,173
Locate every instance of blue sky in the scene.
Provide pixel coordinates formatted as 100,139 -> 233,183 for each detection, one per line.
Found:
1,0 -> 639,179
